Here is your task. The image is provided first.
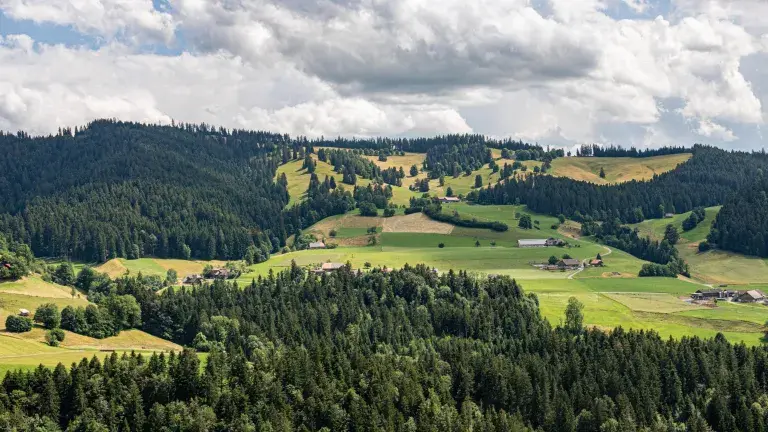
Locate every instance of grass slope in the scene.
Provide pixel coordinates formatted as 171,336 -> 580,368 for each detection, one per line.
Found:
628,207 -> 768,285
548,154 -> 692,184
96,258 -> 226,279
0,273 -> 180,373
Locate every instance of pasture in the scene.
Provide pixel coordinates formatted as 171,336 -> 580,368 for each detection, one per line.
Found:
548,153 -> 692,184
0,270 -> 181,373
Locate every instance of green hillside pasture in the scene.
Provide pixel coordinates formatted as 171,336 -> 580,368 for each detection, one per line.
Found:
0,335 -> 169,375
239,242 -> 607,283
0,292 -> 87,330
676,302 -> 768,325
520,278 -> 765,345
277,156 -> 419,207
679,245 -> 768,285
575,246 -> 646,278
603,292 -> 703,313
548,154 -> 692,185
96,258 -> 227,279
628,206 -> 720,243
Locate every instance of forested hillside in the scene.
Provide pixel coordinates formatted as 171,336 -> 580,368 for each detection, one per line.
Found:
708,173 -> 768,257
4,266 -> 768,430
470,145 -> 768,223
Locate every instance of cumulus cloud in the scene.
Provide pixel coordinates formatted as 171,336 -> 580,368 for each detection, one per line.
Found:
0,37 -> 468,137
696,119 -> 737,142
0,0 -> 766,147
0,0 -> 176,43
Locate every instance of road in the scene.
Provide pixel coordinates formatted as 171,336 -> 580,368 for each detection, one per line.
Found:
568,246 -> 612,279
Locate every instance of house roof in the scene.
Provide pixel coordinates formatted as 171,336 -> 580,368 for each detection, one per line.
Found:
518,239 -> 548,246
309,241 -> 326,248
743,290 -> 765,299
321,262 -> 344,270
439,196 -> 460,201
560,259 -> 581,266
589,259 -> 603,264
696,289 -> 722,295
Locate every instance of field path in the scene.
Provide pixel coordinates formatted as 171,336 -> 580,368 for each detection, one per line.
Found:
568,246 -> 612,279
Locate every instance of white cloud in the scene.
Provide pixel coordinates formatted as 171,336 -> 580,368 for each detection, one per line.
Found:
696,119 -> 737,142
0,0 -> 176,43
0,37 -> 468,137
0,0 -> 766,148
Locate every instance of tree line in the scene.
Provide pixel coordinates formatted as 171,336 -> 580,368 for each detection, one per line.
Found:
577,144 -> 691,158
468,145 -> 768,224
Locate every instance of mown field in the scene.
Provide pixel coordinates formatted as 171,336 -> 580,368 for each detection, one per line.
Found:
548,153 -> 692,184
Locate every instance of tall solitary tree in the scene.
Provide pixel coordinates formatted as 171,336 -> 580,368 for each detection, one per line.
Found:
410,165 -> 419,177
565,296 -> 584,334
474,175 -> 483,188
599,167 -> 606,179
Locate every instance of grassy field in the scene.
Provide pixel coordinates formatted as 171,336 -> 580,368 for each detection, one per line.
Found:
0,271 -> 181,373
277,155 -> 421,207
627,207 -> 768,285
96,258 -> 226,279
548,154 -> 692,184
520,278 -> 765,344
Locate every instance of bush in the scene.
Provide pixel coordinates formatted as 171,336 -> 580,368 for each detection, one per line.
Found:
6,315 -> 32,333
46,328 -> 66,346
438,243 -> 445,248
359,202 -> 378,217
329,229 -> 337,237
698,241 -> 712,252
34,303 -> 61,329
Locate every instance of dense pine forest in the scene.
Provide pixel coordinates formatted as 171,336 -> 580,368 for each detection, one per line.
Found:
469,145 -> 768,224
5,266 -> 768,431
708,174 -> 768,257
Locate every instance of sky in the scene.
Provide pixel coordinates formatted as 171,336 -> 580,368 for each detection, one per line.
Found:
0,0 -> 767,150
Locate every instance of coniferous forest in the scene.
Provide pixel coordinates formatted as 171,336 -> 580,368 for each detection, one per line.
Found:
708,173 -> 768,257
4,267 -> 768,431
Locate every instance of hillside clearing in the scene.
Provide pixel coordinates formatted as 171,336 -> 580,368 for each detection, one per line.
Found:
382,213 -> 454,234
548,153 -> 692,184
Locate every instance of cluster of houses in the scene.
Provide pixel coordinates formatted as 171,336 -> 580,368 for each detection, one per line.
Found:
518,238 -> 566,248
691,288 -> 767,304
182,267 -> 233,285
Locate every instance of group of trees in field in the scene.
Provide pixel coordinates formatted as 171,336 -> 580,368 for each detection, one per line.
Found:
576,144 -> 691,158
4,266 -> 768,430
0,232 -> 36,280
424,143 -> 493,179
469,146 -> 768,225
682,207 -> 707,232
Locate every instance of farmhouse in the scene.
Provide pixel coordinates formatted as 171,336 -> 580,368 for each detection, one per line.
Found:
558,259 -> 581,269
691,289 -> 725,300
183,274 -> 204,284
438,196 -> 461,203
589,259 -> 604,267
321,263 -> 345,272
518,239 -> 548,248
308,241 -> 326,250
664,213 -> 674,218
209,268 -> 230,279
18,308 -> 29,317
735,290 -> 765,303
